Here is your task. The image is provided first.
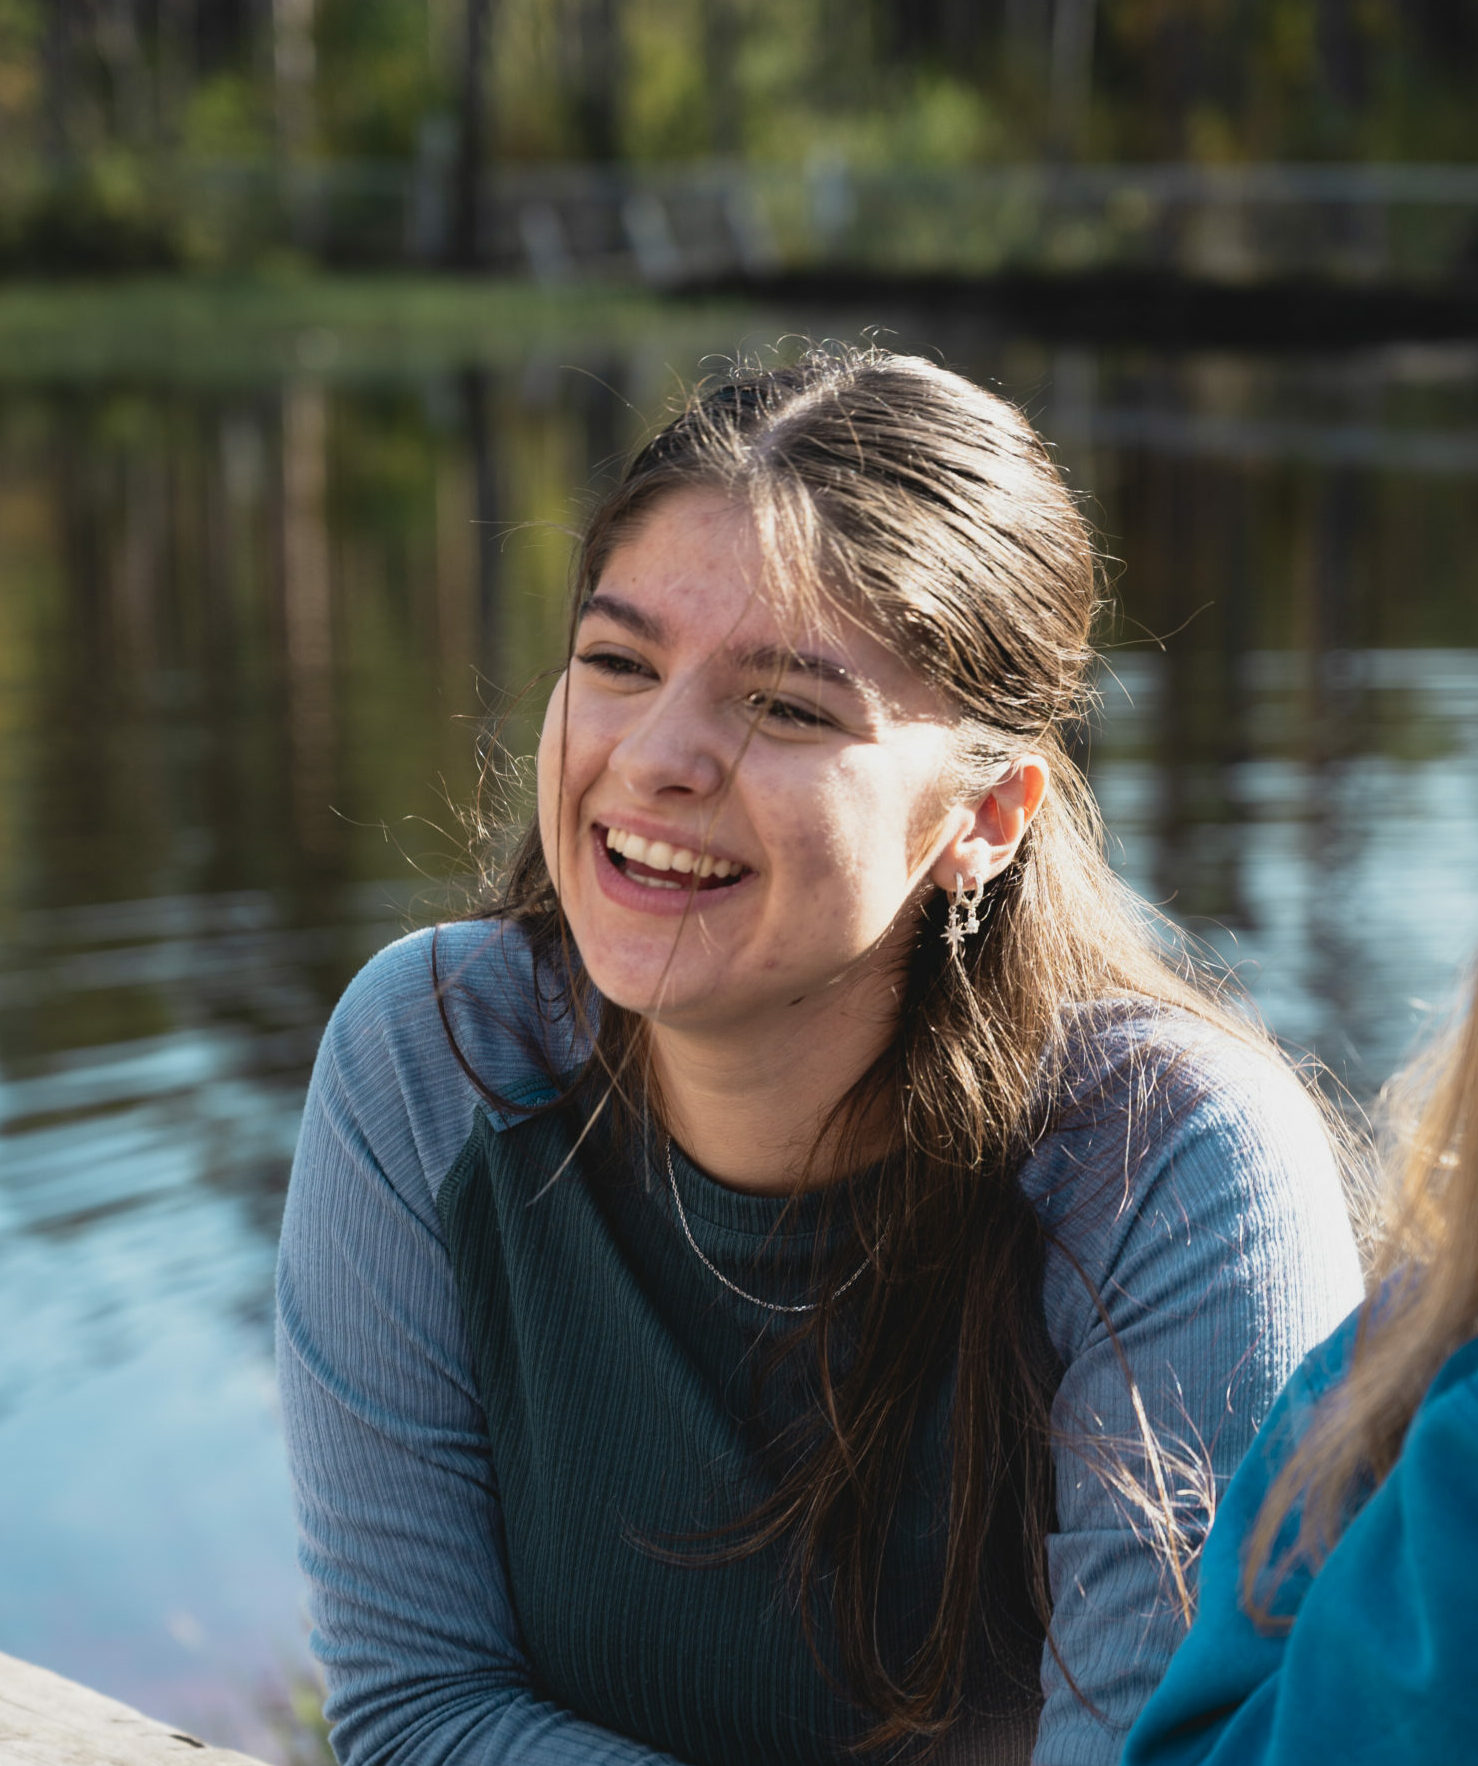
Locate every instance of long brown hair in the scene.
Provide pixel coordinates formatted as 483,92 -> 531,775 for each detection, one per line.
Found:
443,344 -> 1321,1746
1243,972 -> 1478,1622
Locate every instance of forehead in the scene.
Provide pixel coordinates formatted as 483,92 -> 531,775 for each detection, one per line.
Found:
592,488 -> 945,717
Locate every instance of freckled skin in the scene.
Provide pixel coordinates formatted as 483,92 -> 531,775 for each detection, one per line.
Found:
536,488 -> 971,1051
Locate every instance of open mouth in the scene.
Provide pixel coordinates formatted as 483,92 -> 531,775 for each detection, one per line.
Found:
597,824 -> 750,892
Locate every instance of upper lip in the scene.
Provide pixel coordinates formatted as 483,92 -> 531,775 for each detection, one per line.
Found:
590,815 -> 750,872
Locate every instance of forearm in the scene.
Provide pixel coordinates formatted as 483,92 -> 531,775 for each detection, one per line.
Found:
281,1249 -> 684,1766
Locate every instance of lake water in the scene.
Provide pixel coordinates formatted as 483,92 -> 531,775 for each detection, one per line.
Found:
1,305 -> 1476,1757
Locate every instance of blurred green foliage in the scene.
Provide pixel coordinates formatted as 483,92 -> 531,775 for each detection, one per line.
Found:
0,0 -> 1474,273
0,275 -> 757,379
257,1669 -> 335,1766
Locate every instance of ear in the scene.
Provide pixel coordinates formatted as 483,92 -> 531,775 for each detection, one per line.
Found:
929,756 -> 1050,893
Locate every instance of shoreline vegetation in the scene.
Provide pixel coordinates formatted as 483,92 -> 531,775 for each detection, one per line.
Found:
1,262 -> 1474,391
0,275 -> 767,383
5,8 -> 1475,300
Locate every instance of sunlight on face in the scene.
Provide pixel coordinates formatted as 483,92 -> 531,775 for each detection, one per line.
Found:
537,488 -> 970,1044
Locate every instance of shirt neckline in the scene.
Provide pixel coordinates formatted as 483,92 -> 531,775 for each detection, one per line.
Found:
664,1134 -> 881,1241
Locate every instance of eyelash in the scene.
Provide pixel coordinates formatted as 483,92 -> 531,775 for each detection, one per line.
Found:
743,691 -> 829,730
577,648 -> 650,681
577,649 -> 833,731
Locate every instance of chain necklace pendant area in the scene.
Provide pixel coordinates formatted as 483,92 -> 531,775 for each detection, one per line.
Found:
663,1136 -> 872,1315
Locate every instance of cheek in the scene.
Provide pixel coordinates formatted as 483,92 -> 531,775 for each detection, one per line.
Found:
900,737 -> 959,865
822,748 -> 943,870
905,779 -> 953,870
816,744 -> 954,911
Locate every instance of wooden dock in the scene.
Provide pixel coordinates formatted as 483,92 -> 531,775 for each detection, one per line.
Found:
0,1651 -> 271,1766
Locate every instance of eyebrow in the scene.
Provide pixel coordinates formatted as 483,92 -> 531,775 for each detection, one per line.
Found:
578,592 -> 664,644
578,592 -> 870,698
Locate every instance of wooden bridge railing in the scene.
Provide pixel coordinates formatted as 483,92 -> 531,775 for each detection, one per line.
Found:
37,156 -> 1478,293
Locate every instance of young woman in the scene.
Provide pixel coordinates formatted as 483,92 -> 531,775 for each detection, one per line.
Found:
1123,974 -> 1478,1766
276,347 -> 1361,1766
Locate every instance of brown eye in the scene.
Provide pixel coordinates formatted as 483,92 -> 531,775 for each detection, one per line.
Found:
578,649 -> 651,680
745,691 -> 829,730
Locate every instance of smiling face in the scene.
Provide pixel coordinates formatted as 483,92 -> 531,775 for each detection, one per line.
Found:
536,488 -> 978,1048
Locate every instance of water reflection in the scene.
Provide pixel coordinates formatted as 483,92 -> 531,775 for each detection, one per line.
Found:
1,327 -> 1476,1756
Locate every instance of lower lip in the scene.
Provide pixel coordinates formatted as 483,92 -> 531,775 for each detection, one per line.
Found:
590,828 -> 753,916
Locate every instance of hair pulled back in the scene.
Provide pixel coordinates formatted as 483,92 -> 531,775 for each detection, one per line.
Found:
448,344 -> 1279,1748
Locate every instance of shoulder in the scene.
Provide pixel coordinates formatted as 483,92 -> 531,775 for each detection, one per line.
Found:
1024,1003 -> 1339,1223
310,918 -> 586,1203
1066,999 -> 1319,1118
329,918 -> 578,1083
330,916 -> 531,1029
1024,1004 -> 1361,1360
1243,1314 -> 1478,1623
1424,1331 -> 1478,1416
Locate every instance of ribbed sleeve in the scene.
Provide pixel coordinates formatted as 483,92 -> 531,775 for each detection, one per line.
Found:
1023,1021 -> 1363,1763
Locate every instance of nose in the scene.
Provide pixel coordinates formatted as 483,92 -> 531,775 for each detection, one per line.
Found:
609,680 -> 728,801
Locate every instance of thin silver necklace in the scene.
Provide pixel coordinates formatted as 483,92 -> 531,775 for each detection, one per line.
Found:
663,1135 -> 872,1315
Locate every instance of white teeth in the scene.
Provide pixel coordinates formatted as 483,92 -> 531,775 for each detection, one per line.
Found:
602,826 -> 742,881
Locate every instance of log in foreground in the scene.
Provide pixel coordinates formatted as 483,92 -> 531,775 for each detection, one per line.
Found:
0,1651 -> 271,1766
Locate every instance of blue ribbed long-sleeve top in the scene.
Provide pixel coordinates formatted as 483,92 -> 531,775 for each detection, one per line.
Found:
275,920 -> 1362,1766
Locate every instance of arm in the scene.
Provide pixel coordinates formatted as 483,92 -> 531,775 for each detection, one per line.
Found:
1024,1034 -> 1363,1766
1123,1335 -> 1478,1766
277,942 -> 683,1766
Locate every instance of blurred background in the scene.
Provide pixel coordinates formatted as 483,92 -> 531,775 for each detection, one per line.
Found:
0,2 -> 1476,1758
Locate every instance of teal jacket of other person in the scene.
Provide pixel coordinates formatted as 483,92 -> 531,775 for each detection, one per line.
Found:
1123,1308 -> 1478,1766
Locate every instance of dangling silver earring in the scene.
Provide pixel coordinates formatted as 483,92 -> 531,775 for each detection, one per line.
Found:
944,871 -> 986,952
963,874 -> 986,935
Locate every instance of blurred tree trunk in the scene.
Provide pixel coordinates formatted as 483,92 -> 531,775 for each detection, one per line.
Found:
702,0 -> 741,157
157,0 -> 195,147
570,0 -> 621,161
1316,0 -> 1366,111
278,380 -> 337,858
1004,0 -> 1050,87
273,0 -> 316,249
273,0 -> 316,160
197,0 -> 256,73
883,0 -> 985,64
95,0 -> 152,147
1049,0 -> 1096,157
41,0 -> 75,172
453,0 -> 494,268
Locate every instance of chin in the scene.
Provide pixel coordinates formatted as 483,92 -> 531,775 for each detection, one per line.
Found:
597,980 -> 707,1024
574,949 -> 697,1019
602,964 -> 747,1028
